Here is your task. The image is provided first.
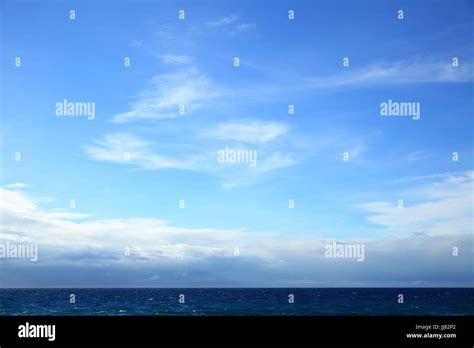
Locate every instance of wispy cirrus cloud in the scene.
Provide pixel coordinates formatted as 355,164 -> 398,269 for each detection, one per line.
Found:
112,56 -> 469,125
359,171 -> 473,236
206,14 -> 239,27
200,120 -> 297,188
219,151 -> 297,189
160,54 -> 193,65
83,130 -> 297,188
405,150 -> 430,162
307,58 -> 474,89
240,57 -> 473,100
4,182 -> 30,189
83,133 -> 199,170
83,124 -> 371,188
201,120 -> 290,144
388,172 -> 464,184
206,14 -> 256,34
235,23 -> 256,32
111,67 -> 222,123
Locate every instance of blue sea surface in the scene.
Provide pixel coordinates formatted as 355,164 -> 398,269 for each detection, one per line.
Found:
0,288 -> 472,316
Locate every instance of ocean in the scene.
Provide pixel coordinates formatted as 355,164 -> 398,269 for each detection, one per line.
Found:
0,288 -> 472,316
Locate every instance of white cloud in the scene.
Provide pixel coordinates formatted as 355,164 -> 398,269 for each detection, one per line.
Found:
4,183 -> 29,189
235,23 -> 256,32
0,187 -> 267,262
1,185 -> 472,286
206,15 -> 239,27
387,172 -> 460,184
32,195 -> 56,205
308,59 -> 474,88
83,132 -> 297,188
0,188 -> 92,229
405,150 -> 430,162
206,15 -> 256,35
83,126 -> 369,189
83,133 -> 198,170
221,152 -> 297,189
202,120 -> 289,144
359,171 -> 473,236
199,120 -> 296,187
160,54 -> 192,65
111,67 -> 221,123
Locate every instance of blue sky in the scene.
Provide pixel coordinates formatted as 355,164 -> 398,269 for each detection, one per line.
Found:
0,0 -> 473,287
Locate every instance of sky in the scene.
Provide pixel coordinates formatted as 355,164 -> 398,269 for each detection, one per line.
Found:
0,0 -> 473,287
